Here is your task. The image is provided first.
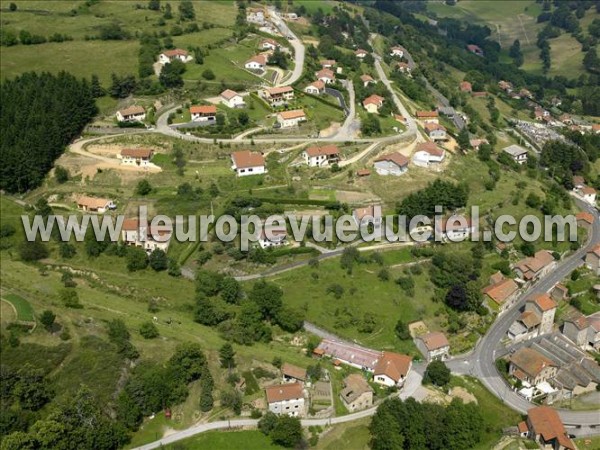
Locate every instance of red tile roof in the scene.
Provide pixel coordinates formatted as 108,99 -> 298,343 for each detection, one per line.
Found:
363,94 -> 385,107
374,352 -> 412,382
415,141 -> 444,157
483,278 -> 519,305
265,382 -> 303,403
162,48 -> 188,57
305,145 -> 339,157
510,347 -> 555,379
190,105 -> 216,115
576,212 -> 594,224
374,152 -> 408,168
266,86 -> 294,96
121,148 -> 153,158
316,68 -> 335,80
282,363 -> 307,381
231,150 -> 265,169
278,109 -> 305,120
528,293 -> 558,312
527,406 -> 576,450
418,332 -> 449,351
415,110 -> 438,118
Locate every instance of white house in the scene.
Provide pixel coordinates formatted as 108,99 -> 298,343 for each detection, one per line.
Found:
158,49 -> 192,64
436,216 -> 475,241
412,142 -> 445,167
373,352 -> 412,387
316,68 -> 335,84
257,225 -> 287,249
355,49 -> 368,58
220,89 -> 245,108
116,105 -> 145,123
579,186 -> 597,206
76,196 -> 115,213
265,383 -> 305,417
390,46 -> 405,57
245,54 -> 267,71
260,38 -> 281,51
415,332 -> 450,362
363,94 -> 384,114
303,145 -> 340,167
415,111 -> 438,123
262,86 -> 294,106
190,105 -> 217,122
503,144 -> 528,165
373,152 -> 408,176
360,74 -> 375,87
424,123 -> 447,141
121,218 -> 172,253
304,80 -> 325,95
119,148 -> 154,167
277,109 -> 306,128
231,150 -> 266,177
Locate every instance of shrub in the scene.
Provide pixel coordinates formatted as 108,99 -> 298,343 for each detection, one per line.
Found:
139,321 -> 159,339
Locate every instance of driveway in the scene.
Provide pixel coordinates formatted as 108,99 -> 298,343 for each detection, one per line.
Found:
269,9 -> 305,86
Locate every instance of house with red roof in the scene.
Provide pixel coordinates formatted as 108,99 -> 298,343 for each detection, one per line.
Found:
316,68 -> 335,84
514,250 -> 556,283
355,48 -> 368,58
116,105 -> 146,123
373,352 -> 412,387
374,152 -> 409,176
424,122 -> 447,141
525,293 -> 558,335
363,94 -> 385,114
482,273 -> 520,313
303,145 -> 340,167
415,332 -> 450,362
265,382 -> 305,417
360,74 -> 375,87
412,141 -> 445,167
525,406 -> 576,450
220,89 -> 245,108
467,44 -> 484,56
304,80 -> 325,95
415,110 -> 439,124
460,81 -> 472,93
190,105 -> 217,122
231,150 -> 266,177
119,148 -> 154,167
244,54 -> 267,71
158,48 -> 192,64
121,217 -> 172,253
262,86 -> 294,106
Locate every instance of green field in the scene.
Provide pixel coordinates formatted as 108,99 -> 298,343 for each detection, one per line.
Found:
2,292 -> 35,322
164,430 -> 283,449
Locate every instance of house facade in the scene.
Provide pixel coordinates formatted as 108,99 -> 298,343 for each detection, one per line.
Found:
245,55 -> 267,71
281,363 -> 306,384
190,105 -> 217,122
303,145 -> 340,167
503,144 -> 528,165
525,407 -> 576,450
262,86 -> 294,106
424,123 -> 447,141
509,347 -> 558,385
231,150 -> 266,177
513,250 -> 556,283
316,68 -> 335,84
277,109 -> 306,128
265,383 -> 305,417
435,216 -> 475,241
121,218 -> 172,253
415,111 -> 439,124
119,148 -> 154,167
220,89 -> 245,108
340,374 -> 373,412
116,105 -> 145,123
304,80 -> 325,95
374,152 -> 409,176
415,332 -> 450,362
373,352 -> 412,387
524,294 -> 558,335
483,275 -> 520,313
412,141 -> 445,167
363,94 -> 384,114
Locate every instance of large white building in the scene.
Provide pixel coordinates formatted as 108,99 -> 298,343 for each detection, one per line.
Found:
277,109 -> 306,128
119,148 -> 154,167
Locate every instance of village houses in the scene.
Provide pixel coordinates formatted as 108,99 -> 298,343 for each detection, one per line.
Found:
262,86 -> 294,106
76,196 -> 115,214
373,352 -> 412,387
119,148 -> 154,167
304,80 -> 325,95
230,150 -> 266,177
363,94 -> 385,114
190,105 -> 217,122
503,144 -> 528,165
509,347 -> 558,386
303,145 -> 340,167
220,89 -> 245,108
415,110 -> 438,124
265,382 -> 305,417
277,109 -> 306,128
482,272 -> 520,313
415,332 -> 450,362
513,250 -> 556,283
373,152 -> 409,176
121,217 -> 172,253
340,374 -> 373,412
412,141 -> 445,167
562,314 -> 600,350
158,49 -> 192,64
508,294 -> 558,341
521,407 -> 576,450
116,105 -> 145,123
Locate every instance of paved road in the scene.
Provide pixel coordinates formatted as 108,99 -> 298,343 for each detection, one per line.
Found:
448,198 -> 600,429
335,80 -> 361,141
269,9 -> 304,87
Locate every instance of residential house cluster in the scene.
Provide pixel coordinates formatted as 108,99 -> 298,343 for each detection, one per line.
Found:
314,339 -> 412,388
513,250 -> 556,284
508,333 -> 600,404
562,313 -> 600,351
121,217 -> 172,253
508,293 -> 557,342
517,406 -> 576,450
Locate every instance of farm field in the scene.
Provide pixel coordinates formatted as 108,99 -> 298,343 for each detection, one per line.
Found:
1,292 -> 35,322
163,430 -> 284,450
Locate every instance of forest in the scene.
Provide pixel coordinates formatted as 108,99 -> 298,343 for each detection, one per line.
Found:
0,72 -> 97,193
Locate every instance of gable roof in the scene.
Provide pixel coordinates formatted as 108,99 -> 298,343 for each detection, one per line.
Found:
261,38 -> 280,47
305,145 -> 339,157
363,94 -> 385,107
373,352 -> 412,382
76,196 -> 112,209
162,48 -> 188,57
278,109 -> 305,120
576,212 -> 594,224
355,48 -> 368,55
353,204 -> 382,222
266,86 -> 294,96
374,152 -> 408,168
118,105 -> 145,116
307,80 -> 325,90
424,122 -> 446,132
503,144 -> 528,157
483,278 -> 519,305
519,311 -> 541,329
231,150 -> 265,169
510,347 -> 555,378
415,110 -> 438,118
515,250 -> 554,276
246,54 -> 267,65
360,74 -> 374,83
190,105 -> 217,115
121,148 -> 153,158
282,363 -> 307,381
316,68 -> 335,79
527,293 -> 558,312
418,332 -> 449,351
220,89 -> 240,100
265,382 -> 303,403
527,407 -> 576,450
415,141 -> 444,157
340,373 -> 372,404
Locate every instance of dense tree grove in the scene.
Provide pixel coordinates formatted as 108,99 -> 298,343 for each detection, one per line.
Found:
370,397 -> 484,450
396,180 -> 468,220
0,72 -> 97,192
